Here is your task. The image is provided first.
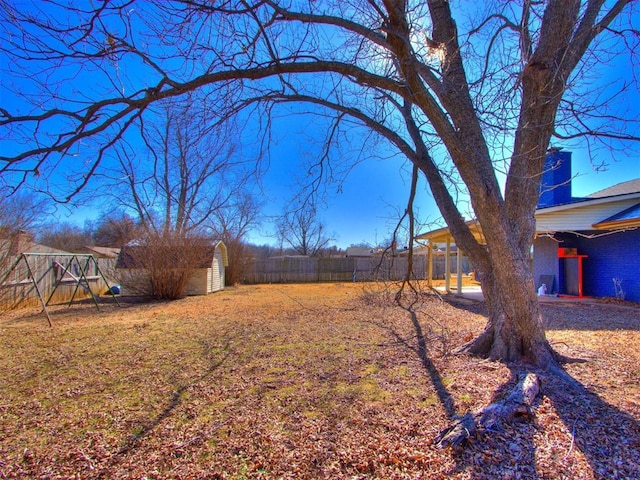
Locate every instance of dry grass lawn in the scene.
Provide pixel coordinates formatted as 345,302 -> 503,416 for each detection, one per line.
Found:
1,283 -> 639,479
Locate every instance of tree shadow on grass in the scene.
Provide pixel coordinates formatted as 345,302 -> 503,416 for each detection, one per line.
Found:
369,299 -> 457,420
116,337 -> 233,456
390,297 -> 640,479
542,373 -> 640,479
395,300 -> 543,479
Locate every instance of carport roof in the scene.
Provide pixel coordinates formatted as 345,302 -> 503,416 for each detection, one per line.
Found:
415,220 -> 485,244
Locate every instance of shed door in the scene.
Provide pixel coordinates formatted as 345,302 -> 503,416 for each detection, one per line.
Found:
210,252 -> 224,292
216,251 -> 225,289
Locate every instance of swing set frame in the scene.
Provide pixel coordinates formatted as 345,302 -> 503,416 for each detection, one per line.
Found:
1,252 -> 120,327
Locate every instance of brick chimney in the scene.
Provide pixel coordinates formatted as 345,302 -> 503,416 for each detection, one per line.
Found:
538,149 -> 573,208
9,230 -> 34,256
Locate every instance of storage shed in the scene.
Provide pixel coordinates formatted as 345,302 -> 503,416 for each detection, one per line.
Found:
116,241 -> 228,296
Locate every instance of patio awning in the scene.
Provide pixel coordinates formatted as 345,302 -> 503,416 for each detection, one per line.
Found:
415,219 -> 485,245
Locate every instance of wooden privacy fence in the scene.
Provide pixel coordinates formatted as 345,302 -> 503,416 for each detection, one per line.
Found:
244,254 -> 472,284
0,253 -> 119,312
243,256 -> 427,284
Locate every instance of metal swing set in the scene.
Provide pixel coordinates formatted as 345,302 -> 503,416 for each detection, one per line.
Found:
1,252 -> 120,327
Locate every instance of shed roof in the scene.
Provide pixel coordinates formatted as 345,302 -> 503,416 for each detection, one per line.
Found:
116,241 -> 228,269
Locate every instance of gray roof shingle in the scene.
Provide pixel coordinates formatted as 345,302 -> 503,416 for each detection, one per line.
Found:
587,178 -> 640,198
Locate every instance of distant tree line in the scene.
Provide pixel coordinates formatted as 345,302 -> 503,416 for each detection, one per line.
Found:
1,201 -> 351,285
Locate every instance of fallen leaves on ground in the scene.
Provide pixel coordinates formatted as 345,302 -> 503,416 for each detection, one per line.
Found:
1,283 -> 639,479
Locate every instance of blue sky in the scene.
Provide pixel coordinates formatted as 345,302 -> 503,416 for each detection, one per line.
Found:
568,147 -> 640,197
242,140 -> 639,248
248,140 -> 431,248
5,76 -> 639,250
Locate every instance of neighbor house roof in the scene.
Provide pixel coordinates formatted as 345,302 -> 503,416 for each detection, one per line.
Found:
345,247 -> 383,257
397,245 -> 430,256
79,246 -> 121,258
0,231 -> 71,256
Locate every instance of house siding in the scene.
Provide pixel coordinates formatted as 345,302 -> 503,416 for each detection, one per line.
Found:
551,230 -> 640,302
116,242 -> 227,296
535,197 -> 640,232
118,269 -> 150,296
533,236 -> 560,294
185,269 -> 209,296
120,267 -> 225,296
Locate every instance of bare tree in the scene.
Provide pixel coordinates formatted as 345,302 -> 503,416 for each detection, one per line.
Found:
118,230 -> 214,300
0,189 -> 41,239
1,1 -> 638,369
92,211 -> 142,247
105,94 -> 255,236
247,243 -> 279,261
209,191 -> 262,285
276,202 -> 334,257
0,188 -> 44,275
38,222 -> 93,253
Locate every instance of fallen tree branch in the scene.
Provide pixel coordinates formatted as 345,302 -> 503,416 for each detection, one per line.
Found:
434,372 -> 541,448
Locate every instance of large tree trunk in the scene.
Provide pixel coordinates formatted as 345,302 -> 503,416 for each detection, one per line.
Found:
414,154 -> 555,367
456,242 -> 555,367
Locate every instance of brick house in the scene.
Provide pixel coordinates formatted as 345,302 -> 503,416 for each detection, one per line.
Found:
416,150 -> 640,302
533,150 -> 640,302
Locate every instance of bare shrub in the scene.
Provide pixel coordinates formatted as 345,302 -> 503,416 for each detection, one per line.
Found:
118,232 -> 213,300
